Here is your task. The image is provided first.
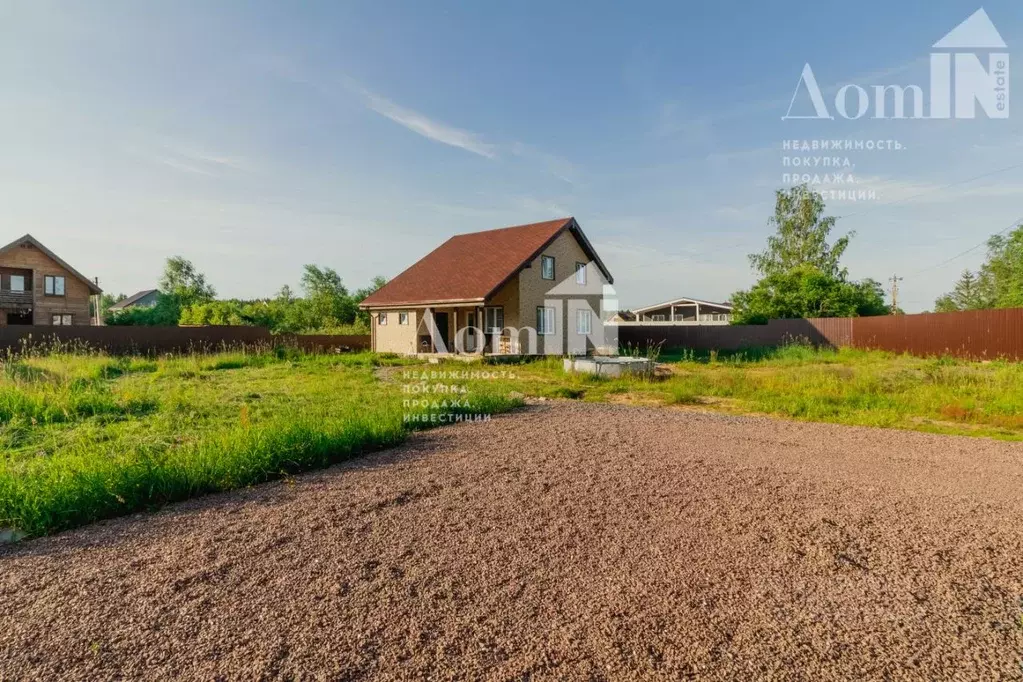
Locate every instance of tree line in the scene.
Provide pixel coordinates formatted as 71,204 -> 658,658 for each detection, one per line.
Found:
104,257 -> 385,333
725,184 -> 1023,322
933,228 -> 1023,312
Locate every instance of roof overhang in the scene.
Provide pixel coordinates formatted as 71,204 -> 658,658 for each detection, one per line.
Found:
633,296 -> 732,314
360,298 -> 486,310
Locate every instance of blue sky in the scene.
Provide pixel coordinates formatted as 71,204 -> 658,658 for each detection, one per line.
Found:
2,1 -> 1022,311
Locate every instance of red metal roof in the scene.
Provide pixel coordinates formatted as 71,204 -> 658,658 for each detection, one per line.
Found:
361,218 -> 609,307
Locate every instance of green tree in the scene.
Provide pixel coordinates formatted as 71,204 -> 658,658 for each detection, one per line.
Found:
933,226 -> 1023,311
981,227 -> 1023,308
300,265 -> 357,327
108,257 -> 215,326
933,270 -> 993,312
732,185 -> 889,324
91,292 -> 125,320
159,256 -> 216,307
732,266 -> 888,324
749,185 -> 852,278
354,276 -> 387,324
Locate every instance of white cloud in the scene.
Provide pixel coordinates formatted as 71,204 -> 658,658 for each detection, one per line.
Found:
131,140 -> 256,177
349,82 -> 496,159
148,156 -> 216,176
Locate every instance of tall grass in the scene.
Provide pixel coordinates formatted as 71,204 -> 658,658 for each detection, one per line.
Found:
0,349 -> 519,537
465,345 -> 1023,439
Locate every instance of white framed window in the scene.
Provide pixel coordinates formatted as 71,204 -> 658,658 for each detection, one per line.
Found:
398,312 -> 409,325
52,314 -> 73,326
377,312 -> 387,325
575,309 -> 592,335
485,306 -> 504,333
44,275 -> 65,296
536,306 -> 555,335
541,255 -> 555,280
575,262 -> 586,285
651,314 -> 666,321
9,275 -> 25,292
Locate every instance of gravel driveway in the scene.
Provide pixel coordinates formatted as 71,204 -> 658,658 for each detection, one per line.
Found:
2,403 -> 1023,680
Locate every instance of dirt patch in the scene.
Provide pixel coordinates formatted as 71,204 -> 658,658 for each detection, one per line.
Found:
2,403 -> 1022,680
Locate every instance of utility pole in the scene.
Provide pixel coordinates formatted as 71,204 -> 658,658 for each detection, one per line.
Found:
888,274 -> 903,314
93,277 -> 102,325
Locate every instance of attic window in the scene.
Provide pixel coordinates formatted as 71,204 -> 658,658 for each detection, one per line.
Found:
575,262 -> 586,285
44,275 -> 65,296
541,255 -> 555,280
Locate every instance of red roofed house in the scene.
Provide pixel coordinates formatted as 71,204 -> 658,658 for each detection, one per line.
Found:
359,218 -> 613,356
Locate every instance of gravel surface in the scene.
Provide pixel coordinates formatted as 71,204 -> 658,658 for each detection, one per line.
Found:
2,403 -> 1023,680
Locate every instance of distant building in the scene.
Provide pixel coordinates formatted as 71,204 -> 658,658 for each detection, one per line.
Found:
108,289 -> 160,312
626,296 -> 732,325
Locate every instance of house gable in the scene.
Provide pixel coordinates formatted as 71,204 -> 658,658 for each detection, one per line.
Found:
0,235 -> 101,295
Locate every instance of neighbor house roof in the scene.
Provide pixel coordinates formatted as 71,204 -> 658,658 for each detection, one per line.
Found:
633,296 -> 732,314
360,217 -> 613,308
0,234 -> 102,294
108,289 -> 158,311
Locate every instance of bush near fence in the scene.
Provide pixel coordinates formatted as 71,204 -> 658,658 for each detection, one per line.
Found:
0,326 -> 371,356
615,308 -> 1023,361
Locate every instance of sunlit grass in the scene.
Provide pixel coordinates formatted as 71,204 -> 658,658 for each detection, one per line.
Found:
459,346 -> 1023,440
0,348 -> 519,537
5,342 -> 1020,538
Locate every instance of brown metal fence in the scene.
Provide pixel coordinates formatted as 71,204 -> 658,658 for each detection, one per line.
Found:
0,326 -> 371,355
617,317 -> 852,352
852,309 -> 1023,360
614,308 -> 1023,360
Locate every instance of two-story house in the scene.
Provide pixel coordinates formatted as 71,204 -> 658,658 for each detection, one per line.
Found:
359,218 -> 614,356
0,234 -> 102,326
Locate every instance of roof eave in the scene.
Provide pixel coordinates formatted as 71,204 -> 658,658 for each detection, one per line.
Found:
360,298 -> 487,310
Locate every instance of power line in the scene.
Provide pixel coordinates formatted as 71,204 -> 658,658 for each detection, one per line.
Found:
834,161 -> 1023,219
912,215 -> 1023,274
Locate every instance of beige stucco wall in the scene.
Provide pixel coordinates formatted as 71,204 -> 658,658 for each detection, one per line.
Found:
371,309 -> 419,354
0,242 -> 93,326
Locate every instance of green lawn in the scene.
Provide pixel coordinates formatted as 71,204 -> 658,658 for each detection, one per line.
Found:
4,344 -> 1022,538
455,346 -> 1023,440
0,349 -> 518,537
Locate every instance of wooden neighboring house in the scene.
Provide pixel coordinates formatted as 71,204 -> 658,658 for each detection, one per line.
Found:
0,234 -> 102,327
359,218 -> 614,356
628,296 -> 732,325
108,289 -> 160,313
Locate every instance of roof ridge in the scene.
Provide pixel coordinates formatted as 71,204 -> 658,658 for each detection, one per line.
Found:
452,217 -> 573,237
